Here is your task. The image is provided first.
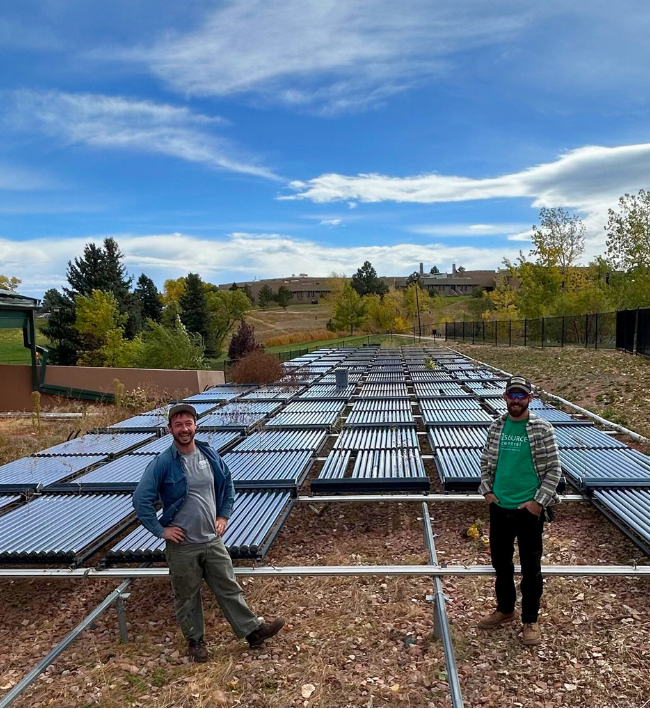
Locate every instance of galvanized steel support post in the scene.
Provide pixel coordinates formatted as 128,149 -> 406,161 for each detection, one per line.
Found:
116,593 -> 130,643
0,578 -> 133,708
422,503 -> 464,707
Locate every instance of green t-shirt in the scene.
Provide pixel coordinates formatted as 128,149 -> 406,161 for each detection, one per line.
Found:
493,416 -> 539,509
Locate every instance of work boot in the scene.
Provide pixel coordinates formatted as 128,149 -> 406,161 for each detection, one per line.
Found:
247,619 -> 285,648
521,622 -> 541,645
188,638 -> 208,662
477,610 -> 516,629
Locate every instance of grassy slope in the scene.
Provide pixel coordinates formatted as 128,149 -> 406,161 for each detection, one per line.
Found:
453,342 -> 650,443
0,318 -> 48,363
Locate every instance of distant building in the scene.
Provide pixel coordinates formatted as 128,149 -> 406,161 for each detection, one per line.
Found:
219,265 -> 497,303
218,276 -> 332,304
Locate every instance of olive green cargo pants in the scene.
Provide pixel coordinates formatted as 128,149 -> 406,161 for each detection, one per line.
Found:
165,537 -> 260,641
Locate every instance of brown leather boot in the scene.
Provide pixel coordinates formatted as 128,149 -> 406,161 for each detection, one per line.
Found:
246,619 -> 285,648
188,638 -> 208,662
522,622 -> 541,645
477,610 -> 516,629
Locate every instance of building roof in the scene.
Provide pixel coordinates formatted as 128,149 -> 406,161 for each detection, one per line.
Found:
0,289 -> 40,311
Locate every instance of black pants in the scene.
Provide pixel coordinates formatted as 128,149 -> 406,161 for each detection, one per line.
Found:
489,503 -> 544,623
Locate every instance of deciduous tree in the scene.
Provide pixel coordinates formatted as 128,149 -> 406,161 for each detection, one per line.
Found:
531,207 -> 585,269
206,289 -> 253,357
331,283 -> 367,334
136,317 -> 204,370
605,189 -> 650,272
0,275 -> 21,291
228,321 -> 263,360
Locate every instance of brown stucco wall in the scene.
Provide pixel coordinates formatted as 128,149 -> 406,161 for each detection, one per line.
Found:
0,365 -> 224,412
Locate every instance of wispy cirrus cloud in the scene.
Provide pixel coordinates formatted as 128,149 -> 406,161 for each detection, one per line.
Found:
4,90 -> 279,180
1,231 -> 521,295
129,0 -> 535,114
284,142 -> 650,258
409,223 -> 531,237
284,143 -> 650,209
0,163 -> 52,191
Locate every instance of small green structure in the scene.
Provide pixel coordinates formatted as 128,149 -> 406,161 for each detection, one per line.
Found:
0,288 -> 40,389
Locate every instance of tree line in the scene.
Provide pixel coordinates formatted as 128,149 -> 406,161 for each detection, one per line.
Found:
485,190 -> 650,321
37,239 -> 254,369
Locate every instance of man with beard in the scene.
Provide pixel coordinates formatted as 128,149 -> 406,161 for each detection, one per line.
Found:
477,376 -> 561,645
133,404 -> 284,662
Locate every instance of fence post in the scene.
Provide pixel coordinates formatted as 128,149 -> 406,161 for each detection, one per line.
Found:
462,321 -> 465,342
509,320 -> 512,347
595,312 -> 599,350
495,320 -> 498,346
541,317 -> 545,348
585,313 -> 589,348
472,321 -> 475,344
482,320 -> 485,343
561,316 -> 565,347
524,319 -> 527,347
635,307 -> 640,354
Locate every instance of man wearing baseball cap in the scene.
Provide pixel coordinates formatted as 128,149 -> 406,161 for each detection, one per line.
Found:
133,403 -> 284,662
477,375 -> 561,645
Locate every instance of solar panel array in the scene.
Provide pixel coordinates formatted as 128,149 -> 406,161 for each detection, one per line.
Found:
3,343 -> 650,564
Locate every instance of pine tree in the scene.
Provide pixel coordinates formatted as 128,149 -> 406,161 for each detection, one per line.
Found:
229,282 -> 239,291
64,238 -> 140,336
65,238 -> 131,301
258,284 -> 274,309
242,284 -> 254,303
276,285 -> 293,310
134,274 -> 163,323
179,272 -> 210,342
351,261 -> 388,297
40,289 -> 80,365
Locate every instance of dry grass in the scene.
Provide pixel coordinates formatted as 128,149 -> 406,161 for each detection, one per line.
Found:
265,330 -> 347,348
242,306 -> 332,346
452,344 -> 650,443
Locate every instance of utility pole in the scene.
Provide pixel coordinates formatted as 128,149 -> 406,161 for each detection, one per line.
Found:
415,283 -> 422,340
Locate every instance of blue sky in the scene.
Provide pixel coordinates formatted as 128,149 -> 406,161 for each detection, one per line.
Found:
1,0 -> 650,296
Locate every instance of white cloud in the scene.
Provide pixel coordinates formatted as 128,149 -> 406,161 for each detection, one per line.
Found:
5,90 -> 278,180
410,223 -> 530,237
285,143 -> 650,207
131,0 -> 535,114
319,218 -> 342,227
285,142 -> 650,259
0,231 -> 520,295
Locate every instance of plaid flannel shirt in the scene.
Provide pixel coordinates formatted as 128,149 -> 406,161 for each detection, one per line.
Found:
478,411 -> 561,507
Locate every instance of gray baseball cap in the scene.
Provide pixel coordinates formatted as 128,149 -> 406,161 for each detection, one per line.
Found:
168,403 -> 197,422
505,375 -> 532,395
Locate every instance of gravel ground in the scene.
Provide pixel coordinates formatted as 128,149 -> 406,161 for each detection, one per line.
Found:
1,499 -> 648,708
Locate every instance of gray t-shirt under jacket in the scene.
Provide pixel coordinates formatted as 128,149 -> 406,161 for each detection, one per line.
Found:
173,447 -> 217,544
